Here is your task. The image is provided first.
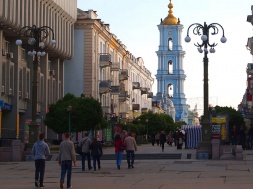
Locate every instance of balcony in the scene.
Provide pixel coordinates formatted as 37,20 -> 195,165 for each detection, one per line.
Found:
119,69 -> 128,81
132,104 -> 140,111
141,87 -> 149,95
111,63 -> 120,71
100,54 -> 112,68
110,86 -> 120,95
132,82 -> 140,90
147,92 -> 153,98
119,91 -> 128,102
99,80 -> 111,94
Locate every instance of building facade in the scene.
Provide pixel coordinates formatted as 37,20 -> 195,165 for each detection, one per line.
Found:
64,9 -> 154,142
239,5 -> 253,128
154,1 -> 188,123
0,0 -> 77,142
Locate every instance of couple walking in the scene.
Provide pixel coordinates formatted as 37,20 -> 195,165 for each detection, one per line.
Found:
32,133 -> 76,189
114,131 -> 137,169
78,133 -> 103,171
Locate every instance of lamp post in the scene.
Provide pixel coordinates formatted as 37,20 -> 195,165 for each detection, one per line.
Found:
67,106 -> 72,134
137,118 -> 140,145
16,25 -> 56,143
185,22 -> 226,143
145,119 -> 149,141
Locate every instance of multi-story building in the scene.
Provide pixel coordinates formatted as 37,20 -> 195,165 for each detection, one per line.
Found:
240,5 -> 253,125
64,9 -> 153,142
0,0 -> 77,143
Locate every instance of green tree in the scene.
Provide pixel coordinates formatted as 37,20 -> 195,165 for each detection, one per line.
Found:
174,121 -> 187,131
131,112 -> 174,135
45,93 -> 106,133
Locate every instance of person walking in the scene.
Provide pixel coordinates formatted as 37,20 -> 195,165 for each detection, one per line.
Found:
90,137 -> 103,171
58,133 -> 77,189
155,133 -> 160,146
114,133 -> 126,170
159,130 -> 166,152
31,133 -> 50,188
151,133 -> 155,146
124,131 -> 137,169
79,132 -> 92,171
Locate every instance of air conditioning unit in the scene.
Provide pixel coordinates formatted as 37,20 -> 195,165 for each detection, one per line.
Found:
9,52 -> 13,59
6,52 -> 13,59
2,49 -> 6,56
9,88 -> 12,95
1,86 -> 4,93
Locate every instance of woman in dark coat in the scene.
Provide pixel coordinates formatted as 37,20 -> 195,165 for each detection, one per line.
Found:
90,137 -> 103,171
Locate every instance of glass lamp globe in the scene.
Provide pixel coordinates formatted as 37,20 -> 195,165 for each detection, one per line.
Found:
16,39 -> 22,46
184,36 -> 191,43
220,36 -> 227,43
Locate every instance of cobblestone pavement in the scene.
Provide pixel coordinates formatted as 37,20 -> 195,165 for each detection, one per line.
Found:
1,144 -> 253,189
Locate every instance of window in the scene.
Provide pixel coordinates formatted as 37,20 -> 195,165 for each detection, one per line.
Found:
168,84 -> 173,98
25,68 -> 30,99
38,74 -> 44,103
168,38 -> 173,51
4,40 -> 10,53
2,63 -> 6,95
19,68 -> 23,98
9,63 -> 14,95
21,48 -> 26,61
168,60 -> 173,74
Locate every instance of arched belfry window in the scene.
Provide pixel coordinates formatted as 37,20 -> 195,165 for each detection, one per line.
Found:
168,38 -> 173,51
167,84 -> 173,98
168,60 -> 173,74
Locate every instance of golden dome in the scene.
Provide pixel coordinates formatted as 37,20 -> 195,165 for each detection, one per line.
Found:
162,0 -> 178,25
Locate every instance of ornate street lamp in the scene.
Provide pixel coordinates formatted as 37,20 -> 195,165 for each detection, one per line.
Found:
137,118 -> 140,145
67,106 -> 72,134
185,22 -> 226,142
145,119 -> 149,141
16,25 -> 56,143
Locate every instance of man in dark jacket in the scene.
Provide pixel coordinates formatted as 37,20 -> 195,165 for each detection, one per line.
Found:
159,131 -> 166,152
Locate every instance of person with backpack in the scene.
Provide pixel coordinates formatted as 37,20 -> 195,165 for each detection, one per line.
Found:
79,132 -> 92,171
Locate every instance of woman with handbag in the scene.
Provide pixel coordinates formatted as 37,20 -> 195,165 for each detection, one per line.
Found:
114,134 -> 126,170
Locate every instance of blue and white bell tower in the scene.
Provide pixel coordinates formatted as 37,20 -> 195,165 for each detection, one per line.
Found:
155,0 -> 188,123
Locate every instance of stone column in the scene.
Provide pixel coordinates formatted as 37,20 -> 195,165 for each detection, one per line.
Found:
12,140 -> 23,161
211,139 -> 220,159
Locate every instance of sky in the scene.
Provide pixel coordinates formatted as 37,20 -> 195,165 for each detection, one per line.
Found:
77,0 -> 253,114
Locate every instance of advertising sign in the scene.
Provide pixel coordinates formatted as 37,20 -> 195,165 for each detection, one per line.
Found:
211,115 -> 228,141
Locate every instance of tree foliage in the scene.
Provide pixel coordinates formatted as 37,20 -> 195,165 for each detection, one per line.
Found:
45,93 -> 106,133
130,112 -> 175,134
